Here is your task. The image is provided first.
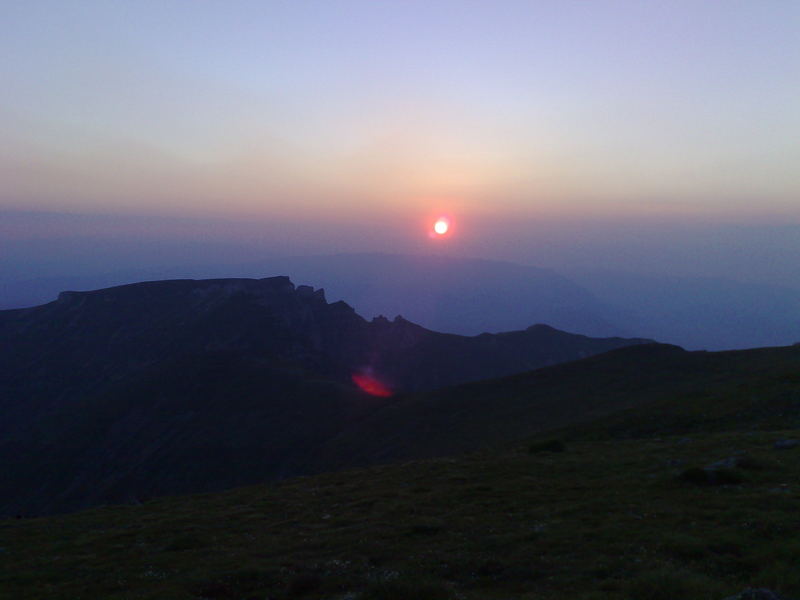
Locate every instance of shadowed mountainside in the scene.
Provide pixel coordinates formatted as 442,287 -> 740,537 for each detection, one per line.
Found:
316,343 -> 800,470
0,276 -> 649,516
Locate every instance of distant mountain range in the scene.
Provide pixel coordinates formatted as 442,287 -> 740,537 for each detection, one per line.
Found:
0,253 -> 625,338
565,268 -> 800,350
4,253 -> 800,349
0,276 -> 649,516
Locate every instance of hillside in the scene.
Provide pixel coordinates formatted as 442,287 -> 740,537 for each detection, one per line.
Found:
0,276 -> 649,516
0,275 -> 647,397
3,342 -> 800,599
315,343 -> 800,470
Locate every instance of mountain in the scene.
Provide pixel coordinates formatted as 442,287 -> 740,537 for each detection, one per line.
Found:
8,253 -> 800,350
4,339 -> 800,599
566,268 -> 800,350
0,253 -> 629,338
316,342 -> 800,470
0,276 -> 649,516
243,254 -> 628,338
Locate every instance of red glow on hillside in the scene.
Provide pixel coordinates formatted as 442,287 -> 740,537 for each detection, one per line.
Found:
352,373 -> 393,397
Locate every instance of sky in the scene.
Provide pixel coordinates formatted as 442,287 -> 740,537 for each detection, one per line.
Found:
2,1 -> 799,283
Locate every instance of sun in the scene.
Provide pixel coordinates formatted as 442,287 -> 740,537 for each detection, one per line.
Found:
426,214 -> 454,240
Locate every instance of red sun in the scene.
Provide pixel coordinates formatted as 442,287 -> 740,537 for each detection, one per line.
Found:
430,216 -> 451,238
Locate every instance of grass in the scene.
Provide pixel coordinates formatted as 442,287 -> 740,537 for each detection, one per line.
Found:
2,427 -> 799,599
5,343 -> 800,599
528,439 -> 567,453
315,344 -> 800,473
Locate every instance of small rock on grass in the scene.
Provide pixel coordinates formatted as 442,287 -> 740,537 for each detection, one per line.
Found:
706,456 -> 740,470
723,588 -> 796,600
773,439 -> 799,450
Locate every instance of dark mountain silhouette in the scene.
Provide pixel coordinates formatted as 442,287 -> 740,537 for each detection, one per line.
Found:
8,253 -> 800,350
245,254 -> 628,338
0,253 -> 629,338
0,276 -> 649,516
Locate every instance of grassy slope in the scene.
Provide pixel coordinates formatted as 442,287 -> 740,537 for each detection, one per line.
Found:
317,344 -> 800,469
3,345 -> 800,599
3,433 -> 800,600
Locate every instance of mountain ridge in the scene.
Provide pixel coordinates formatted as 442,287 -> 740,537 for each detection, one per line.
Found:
0,275 -> 651,516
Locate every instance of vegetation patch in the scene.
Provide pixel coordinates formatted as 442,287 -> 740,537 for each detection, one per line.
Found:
625,566 -> 728,600
528,439 -> 566,453
360,578 -> 458,600
3,429 -> 800,599
188,568 -> 280,599
679,466 -> 744,486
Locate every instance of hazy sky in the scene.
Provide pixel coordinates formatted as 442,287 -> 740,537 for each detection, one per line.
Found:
2,1 -> 799,281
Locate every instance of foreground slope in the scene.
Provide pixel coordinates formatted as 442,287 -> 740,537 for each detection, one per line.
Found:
317,343 -> 800,469
2,343 -> 800,599
0,276 -> 649,516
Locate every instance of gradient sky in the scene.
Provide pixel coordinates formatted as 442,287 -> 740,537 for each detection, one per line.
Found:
2,1 -> 799,278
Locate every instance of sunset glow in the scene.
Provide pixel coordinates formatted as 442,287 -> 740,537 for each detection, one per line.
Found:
1,2 -> 798,286
2,2 -> 797,228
